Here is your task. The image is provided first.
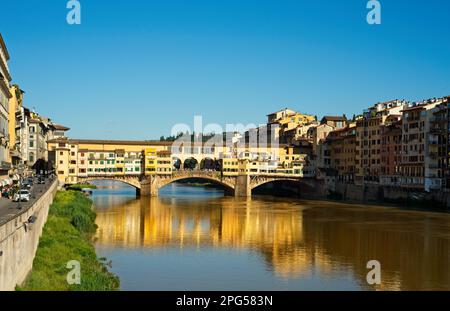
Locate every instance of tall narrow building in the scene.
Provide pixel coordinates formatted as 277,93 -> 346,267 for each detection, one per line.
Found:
0,33 -> 12,180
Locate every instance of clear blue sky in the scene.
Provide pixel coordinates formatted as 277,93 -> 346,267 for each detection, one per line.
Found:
1,0 -> 449,139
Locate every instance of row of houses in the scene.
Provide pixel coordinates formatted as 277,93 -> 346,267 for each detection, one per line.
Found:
0,33 -> 69,186
269,96 -> 450,192
49,138 -> 312,184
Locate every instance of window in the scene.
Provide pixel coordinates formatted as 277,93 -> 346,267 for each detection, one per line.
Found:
29,141 -> 34,147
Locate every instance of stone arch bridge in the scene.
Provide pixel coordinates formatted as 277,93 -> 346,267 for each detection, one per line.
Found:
77,171 -> 317,197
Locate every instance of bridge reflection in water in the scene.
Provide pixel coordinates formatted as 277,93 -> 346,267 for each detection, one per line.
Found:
93,182 -> 450,291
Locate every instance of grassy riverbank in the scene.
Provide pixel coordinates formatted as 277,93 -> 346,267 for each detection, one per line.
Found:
66,183 -> 97,191
18,190 -> 119,291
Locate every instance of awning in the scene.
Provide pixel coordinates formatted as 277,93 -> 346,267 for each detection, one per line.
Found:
1,178 -> 12,186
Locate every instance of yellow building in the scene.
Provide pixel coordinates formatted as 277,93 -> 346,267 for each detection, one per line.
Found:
145,147 -> 157,175
49,139 -> 169,183
8,85 -> 24,166
222,158 -> 239,176
279,113 -> 316,129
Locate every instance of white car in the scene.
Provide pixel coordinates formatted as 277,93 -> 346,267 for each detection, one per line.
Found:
13,190 -> 30,202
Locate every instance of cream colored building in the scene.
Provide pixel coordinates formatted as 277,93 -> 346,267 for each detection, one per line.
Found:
0,33 -> 12,180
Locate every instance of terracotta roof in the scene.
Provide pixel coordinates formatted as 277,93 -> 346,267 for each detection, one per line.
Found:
53,124 -> 70,131
267,108 -> 296,116
48,138 -> 173,146
321,116 -> 347,122
157,150 -> 172,155
47,138 -> 289,149
401,105 -> 427,112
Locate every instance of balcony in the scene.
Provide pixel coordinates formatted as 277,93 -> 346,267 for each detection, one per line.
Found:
430,127 -> 445,134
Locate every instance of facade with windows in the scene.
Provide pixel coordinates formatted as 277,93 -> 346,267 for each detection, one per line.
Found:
0,33 -> 12,179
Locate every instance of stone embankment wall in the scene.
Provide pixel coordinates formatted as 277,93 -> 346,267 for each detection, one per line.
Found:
332,181 -> 450,207
256,178 -> 450,208
0,181 -> 58,291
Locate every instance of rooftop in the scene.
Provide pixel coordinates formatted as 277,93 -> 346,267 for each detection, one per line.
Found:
321,116 -> 347,122
0,33 -> 10,61
52,124 -> 71,131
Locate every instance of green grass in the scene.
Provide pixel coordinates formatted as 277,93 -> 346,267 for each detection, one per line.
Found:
18,191 -> 119,291
66,184 -> 97,191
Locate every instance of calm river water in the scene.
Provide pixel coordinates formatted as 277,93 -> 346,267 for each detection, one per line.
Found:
91,181 -> 450,291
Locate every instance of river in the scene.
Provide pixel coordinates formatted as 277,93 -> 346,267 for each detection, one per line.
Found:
91,181 -> 450,291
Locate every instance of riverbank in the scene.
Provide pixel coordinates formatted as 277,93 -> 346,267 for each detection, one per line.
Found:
18,190 -> 119,291
254,181 -> 450,213
66,183 -> 98,191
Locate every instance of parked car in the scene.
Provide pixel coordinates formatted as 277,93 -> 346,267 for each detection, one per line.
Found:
21,181 -> 32,189
13,190 -> 30,202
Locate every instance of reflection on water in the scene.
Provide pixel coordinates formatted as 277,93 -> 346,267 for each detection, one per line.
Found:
92,181 -> 450,291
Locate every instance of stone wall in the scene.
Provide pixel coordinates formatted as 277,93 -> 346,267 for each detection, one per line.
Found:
331,181 -> 450,208
0,180 -> 58,291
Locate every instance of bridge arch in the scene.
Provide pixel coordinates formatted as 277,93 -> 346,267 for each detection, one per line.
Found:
156,172 -> 235,195
250,176 -> 317,197
77,176 -> 142,190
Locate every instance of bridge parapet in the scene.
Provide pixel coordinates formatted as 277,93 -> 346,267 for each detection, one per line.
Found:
73,171 -> 315,197
77,175 -> 142,189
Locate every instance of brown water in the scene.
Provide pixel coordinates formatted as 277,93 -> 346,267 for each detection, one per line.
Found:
92,182 -> 450,291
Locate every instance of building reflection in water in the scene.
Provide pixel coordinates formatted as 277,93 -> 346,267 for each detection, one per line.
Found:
93,183 -> 450,291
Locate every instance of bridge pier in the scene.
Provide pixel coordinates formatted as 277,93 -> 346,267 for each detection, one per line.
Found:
235,175 -> 251,197
139,177 -> 159,197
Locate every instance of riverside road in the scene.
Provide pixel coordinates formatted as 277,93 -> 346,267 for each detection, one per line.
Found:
0,178 -> 54,226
